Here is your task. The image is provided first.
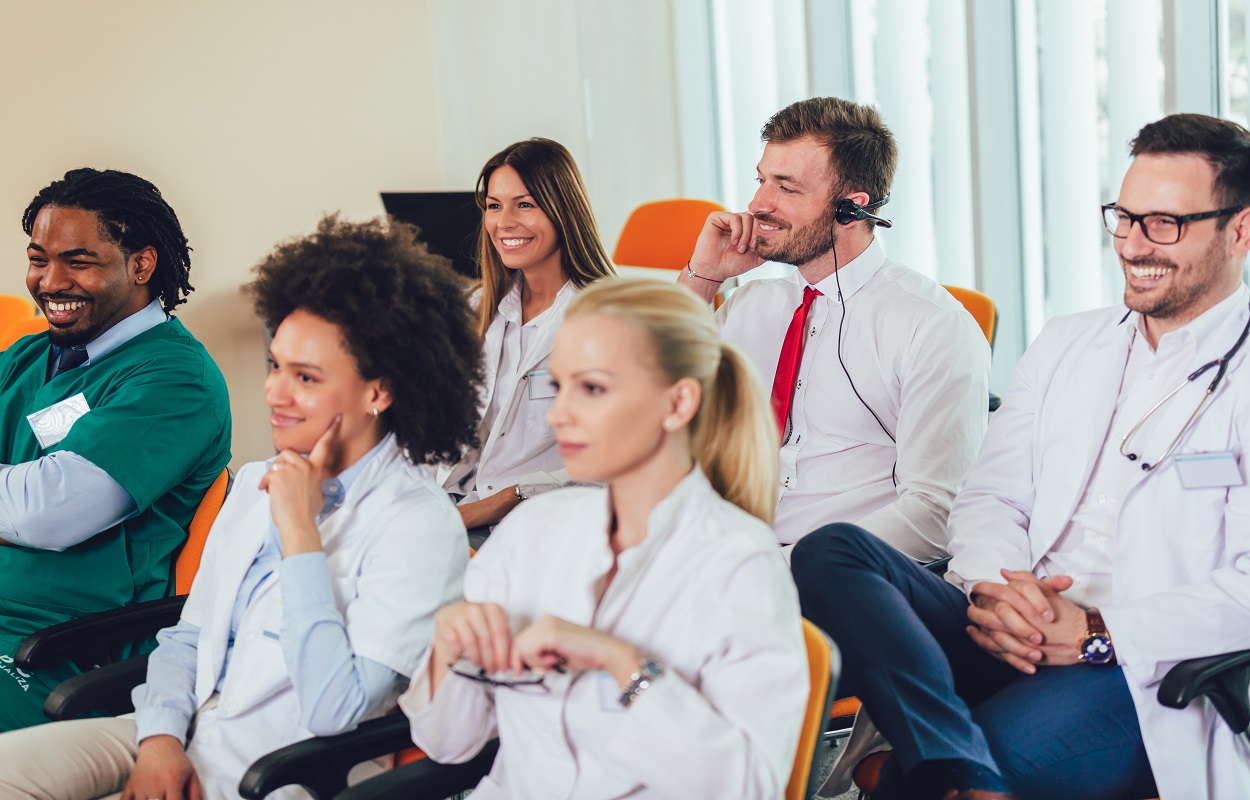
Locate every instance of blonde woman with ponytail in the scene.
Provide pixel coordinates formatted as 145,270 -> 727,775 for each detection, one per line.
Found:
400,279 -> 808,800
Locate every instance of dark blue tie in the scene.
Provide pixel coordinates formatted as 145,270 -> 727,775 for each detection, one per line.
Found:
49,347 -> 88,379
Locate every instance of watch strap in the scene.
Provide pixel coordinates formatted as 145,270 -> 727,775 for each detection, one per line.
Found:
619,659 -> 664,707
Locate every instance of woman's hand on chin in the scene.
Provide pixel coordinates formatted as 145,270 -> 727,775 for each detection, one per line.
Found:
123,735 -> 202,800
510,615 -> 640,688
260,415 -> 342,555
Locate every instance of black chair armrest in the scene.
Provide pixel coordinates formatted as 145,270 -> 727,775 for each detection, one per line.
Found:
43,654 -> 150,721
240,715 -> 417,800
923,557 -> 951,576
1158,648 -> 1250,734
333,740 -> 499,800
16,595 -> 186,671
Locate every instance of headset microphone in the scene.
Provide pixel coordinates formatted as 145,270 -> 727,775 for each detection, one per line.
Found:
834,193 -> 893,228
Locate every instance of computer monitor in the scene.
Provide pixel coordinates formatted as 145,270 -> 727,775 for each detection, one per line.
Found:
381,191 -> 481,279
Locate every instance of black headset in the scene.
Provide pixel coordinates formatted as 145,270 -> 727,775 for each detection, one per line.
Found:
834,193 -> 893,228
829,192 -> 898,484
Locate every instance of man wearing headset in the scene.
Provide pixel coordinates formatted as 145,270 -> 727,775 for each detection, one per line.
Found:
678,96 -> 991,558
792,114 -> 1250,799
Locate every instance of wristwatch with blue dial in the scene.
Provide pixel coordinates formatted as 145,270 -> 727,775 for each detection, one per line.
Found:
1079,607 -> 1116,665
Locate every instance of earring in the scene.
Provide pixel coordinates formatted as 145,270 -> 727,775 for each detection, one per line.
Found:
663,418 -> 676,430
371,408 -> 379,417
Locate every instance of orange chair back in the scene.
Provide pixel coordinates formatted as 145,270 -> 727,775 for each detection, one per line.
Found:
0,316 -> 48,350
174,468 -> 231,594
787,619 -> 839,800
943,285 -> 997,349
612,199 -> 726,270
0,294 -> 36,328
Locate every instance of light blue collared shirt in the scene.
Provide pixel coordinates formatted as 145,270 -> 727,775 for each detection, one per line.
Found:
134,436 -> 406,743
0,300 -> 168,549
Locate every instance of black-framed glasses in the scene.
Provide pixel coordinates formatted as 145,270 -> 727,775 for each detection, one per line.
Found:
1101,203 -> 1244,245
447,663 -> 560,694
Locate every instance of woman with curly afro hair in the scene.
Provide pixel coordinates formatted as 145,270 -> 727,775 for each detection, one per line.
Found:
0,216 -> 484,799
440,138 -> 616,546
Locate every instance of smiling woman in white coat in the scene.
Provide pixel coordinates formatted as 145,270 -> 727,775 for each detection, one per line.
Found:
0,216 -> 483,800
401,278 -> 810,799
441,138 -> 616,540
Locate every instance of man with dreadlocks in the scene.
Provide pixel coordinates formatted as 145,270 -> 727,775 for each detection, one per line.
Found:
0,168 -> 231,731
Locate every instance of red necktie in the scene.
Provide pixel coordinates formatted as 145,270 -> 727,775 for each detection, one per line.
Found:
770,286 -> 821,441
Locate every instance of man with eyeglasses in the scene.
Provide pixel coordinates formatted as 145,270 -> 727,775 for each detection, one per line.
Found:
792,113 -> 1250,800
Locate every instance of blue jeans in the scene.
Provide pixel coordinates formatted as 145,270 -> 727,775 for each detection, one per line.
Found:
791,523 -> 1157,800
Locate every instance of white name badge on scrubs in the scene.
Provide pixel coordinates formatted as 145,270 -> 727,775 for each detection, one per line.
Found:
527,369 -> 557,400
27,392 -> 91,449
1174,452 -> 1244,490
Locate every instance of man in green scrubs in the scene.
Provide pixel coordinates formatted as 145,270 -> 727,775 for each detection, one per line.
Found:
0,169 -> 231,731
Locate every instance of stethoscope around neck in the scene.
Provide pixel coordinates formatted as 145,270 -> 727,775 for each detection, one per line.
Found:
1118,301 -> 1250,471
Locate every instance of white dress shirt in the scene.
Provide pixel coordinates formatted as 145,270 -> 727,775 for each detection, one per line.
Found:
401,469 -> 809,800
440,281 -> 574,502
717,239 -> 990,557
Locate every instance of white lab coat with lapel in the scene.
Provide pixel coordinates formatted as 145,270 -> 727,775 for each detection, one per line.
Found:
178,437 -> 468,799
440,281 -> 574,500
946,299 -> 1250,799
400,469 -> 809,799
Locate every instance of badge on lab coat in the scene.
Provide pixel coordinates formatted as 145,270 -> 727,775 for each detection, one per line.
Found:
27,392 -> 91,449
527,370 -> 557,400
1174,452 -> 1244,489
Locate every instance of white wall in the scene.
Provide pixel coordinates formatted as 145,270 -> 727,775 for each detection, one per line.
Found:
0,1 -> 694,466
428,0 -> 686,257
0,1 -> 447,466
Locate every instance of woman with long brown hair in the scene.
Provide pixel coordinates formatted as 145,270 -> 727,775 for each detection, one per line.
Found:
441,138 -> 615,542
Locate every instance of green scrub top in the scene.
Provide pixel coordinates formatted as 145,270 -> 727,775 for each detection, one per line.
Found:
0,317 -> 232,639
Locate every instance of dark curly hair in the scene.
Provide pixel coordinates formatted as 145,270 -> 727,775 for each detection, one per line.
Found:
22,168 -> 194,313
246,215 -> 483,465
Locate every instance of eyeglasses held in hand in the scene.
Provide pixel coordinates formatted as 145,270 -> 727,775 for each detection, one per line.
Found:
447,663 -> 563,694
1101,203 -> 1244,245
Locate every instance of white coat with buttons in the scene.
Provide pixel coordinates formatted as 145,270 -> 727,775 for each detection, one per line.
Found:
178,437 -> 468,799
947,299 -> 1250,799
440,281 -> 575,502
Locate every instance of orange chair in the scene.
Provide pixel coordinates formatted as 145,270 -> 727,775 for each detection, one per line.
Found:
0,294 -> 36,328
174,467 -> 232,593
0,315 -> 48,349
943,285 -> 997,350
16,466 -> 233,697
788,619 -> 840,800
612,198 -> 726,270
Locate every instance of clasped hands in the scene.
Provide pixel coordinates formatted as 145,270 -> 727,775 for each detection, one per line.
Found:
431,602 -> 641,694
967,569 -> 1089,674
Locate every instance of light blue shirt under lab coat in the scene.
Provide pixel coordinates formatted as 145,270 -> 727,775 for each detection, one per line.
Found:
134,437 -> 403,743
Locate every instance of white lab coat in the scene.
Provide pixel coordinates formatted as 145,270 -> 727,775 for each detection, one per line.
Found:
178,438 -> 468,799
946,300 -> 1250,799
400,469 -> 809,799
440,282 -> 574,502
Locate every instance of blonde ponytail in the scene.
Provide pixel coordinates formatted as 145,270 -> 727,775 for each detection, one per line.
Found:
694,342 -> 779,523
565,278 -> 778,523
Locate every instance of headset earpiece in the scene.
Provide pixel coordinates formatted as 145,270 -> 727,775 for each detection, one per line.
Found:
833,195 -> 893,229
